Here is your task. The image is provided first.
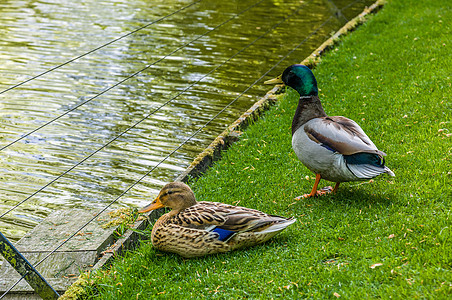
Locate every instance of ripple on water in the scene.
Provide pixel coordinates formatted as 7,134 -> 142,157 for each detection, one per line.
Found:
0,0 -> 375,241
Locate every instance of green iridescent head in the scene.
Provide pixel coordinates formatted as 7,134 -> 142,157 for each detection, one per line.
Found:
265,64 -> 318,97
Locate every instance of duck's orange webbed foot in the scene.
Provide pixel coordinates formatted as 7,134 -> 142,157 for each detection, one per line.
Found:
294,175 -> 340,200
295,186 -> 333,200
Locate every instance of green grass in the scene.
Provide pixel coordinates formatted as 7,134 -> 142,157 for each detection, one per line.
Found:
79,0 -> 451,298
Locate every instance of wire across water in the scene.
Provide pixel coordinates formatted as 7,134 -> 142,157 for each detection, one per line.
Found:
0,0 -> 372,242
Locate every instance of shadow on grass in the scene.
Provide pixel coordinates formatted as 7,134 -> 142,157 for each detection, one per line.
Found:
293,182 -> 395,209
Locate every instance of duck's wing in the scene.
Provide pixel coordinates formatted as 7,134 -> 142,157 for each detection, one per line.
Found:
304,116 -> 386,156
175,202 -> 294,234
209,202 -> 294,233
170,203 -> 227,230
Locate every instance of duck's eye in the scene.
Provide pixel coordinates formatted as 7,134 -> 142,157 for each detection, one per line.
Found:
166,190 -> 174,195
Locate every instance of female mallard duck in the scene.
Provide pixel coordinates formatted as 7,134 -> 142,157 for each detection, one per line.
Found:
265,64 -> 394,199
138,182 -> 295,258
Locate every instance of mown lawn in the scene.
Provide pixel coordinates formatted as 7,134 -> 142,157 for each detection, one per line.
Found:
79,0 -> 451,298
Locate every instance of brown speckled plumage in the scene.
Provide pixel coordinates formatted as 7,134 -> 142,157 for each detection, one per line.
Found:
139,182 -> 295,258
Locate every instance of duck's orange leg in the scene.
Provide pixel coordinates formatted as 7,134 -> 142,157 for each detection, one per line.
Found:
332,182 -> 340,193
296,174 -> 337,200
306,174 -> 322,198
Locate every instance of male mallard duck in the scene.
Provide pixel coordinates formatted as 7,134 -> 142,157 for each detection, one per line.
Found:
138,182 -> 295,258
265,64 -> 394,199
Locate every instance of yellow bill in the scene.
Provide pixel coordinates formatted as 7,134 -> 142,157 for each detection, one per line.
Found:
138,196 -> 164,213
264,75 -> 283,85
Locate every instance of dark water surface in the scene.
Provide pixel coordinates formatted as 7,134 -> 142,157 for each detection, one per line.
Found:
0,0 -> 374,241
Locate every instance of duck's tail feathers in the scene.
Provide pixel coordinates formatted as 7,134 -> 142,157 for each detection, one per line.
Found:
258,218 -> 296,234
344,152 -> 395,179
384,166 -> 395,177
347,164 -> 395,179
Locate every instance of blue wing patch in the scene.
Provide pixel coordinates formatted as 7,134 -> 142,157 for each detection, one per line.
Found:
344,152 -> 384,166
211,227 -> 236,242
321,143 -> 336,152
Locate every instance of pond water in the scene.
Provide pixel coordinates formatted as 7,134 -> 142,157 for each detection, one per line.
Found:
0,0 -> 374,241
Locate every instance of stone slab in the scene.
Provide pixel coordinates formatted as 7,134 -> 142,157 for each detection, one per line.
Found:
0,208 -> 121,296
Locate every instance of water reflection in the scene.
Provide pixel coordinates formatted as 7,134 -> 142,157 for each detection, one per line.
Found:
0,0 -> 373,241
